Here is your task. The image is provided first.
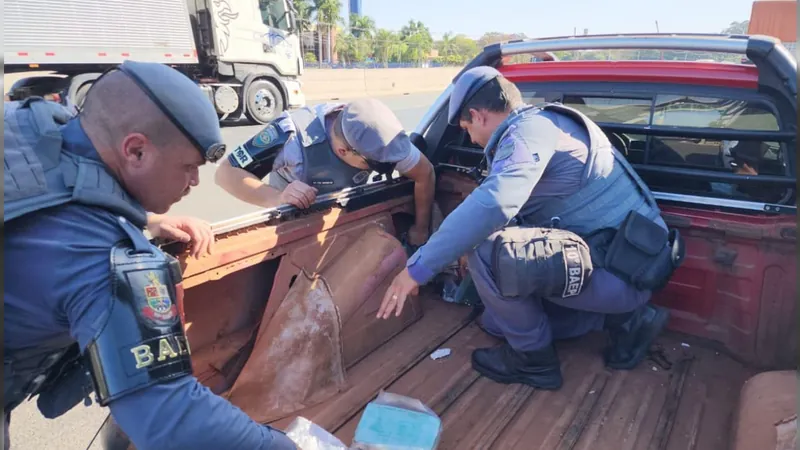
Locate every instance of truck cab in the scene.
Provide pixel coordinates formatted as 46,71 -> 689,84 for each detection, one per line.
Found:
4,0 -> 306,124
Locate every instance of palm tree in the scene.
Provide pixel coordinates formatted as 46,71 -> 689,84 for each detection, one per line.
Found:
291,0 -> 313,32
350,14 -> 375,39
311,0 -> 343,63
374,29 -> 405,67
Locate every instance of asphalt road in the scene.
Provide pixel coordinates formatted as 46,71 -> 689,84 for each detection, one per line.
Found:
6,91 -> 441,450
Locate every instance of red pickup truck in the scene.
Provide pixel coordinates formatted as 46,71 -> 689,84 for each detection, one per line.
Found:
111,33 -> 797,450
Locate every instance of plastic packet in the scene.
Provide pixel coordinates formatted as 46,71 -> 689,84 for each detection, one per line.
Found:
351,390 -> 442,450
285,416 -> 349,450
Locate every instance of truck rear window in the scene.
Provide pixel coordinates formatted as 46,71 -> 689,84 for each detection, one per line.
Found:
652,95 -> 780,131
512,86 -> 794,206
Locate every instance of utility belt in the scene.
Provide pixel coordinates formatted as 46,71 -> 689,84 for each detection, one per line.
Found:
515,209 -> 685,293
4,343 -> 94,418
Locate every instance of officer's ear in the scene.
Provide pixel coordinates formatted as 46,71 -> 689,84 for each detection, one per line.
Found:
120,133 -> 153,167
468,108 -> 488,126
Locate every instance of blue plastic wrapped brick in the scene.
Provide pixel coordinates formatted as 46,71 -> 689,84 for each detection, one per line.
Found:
352,391 -> 442,450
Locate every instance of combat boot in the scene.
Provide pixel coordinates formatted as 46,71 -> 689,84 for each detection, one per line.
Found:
471,342 -> 563,390
603,303 -> 670,370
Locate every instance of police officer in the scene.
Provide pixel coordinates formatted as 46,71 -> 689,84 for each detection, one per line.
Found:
377,66 -> 683,390
214,98 -> 436,246
4,61 -> 297,449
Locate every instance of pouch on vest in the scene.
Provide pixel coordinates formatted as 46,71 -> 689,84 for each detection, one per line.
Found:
604,210 -> 684,291
491,227 -> 594,299
35,345 -> 94,419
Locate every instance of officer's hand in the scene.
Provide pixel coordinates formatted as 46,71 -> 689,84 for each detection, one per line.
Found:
457,255 -> 470,278
147,214 -> 214,259
279,181 -> 318,209
377,268 -> 420,319
407,224 -> 430,247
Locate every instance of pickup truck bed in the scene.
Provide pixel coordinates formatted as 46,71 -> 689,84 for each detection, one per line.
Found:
109,36 -> 796,450
266,294 -> 754,450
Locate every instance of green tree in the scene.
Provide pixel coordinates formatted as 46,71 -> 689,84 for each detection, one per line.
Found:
292,0 -> 313,32
350,14 -> 375,38
399,19 -> 433,65
435,32 -> 479,65
310,0 -> 343,62
373,29 -> 406,66
336,32 -> 372,63
722,20 -> 750,35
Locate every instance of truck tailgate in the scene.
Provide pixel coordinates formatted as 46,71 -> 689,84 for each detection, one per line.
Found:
4,0 -> 198,65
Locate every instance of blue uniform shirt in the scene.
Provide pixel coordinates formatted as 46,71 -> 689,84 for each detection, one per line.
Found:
406,107 -> 593,284
4,118 -> 291,450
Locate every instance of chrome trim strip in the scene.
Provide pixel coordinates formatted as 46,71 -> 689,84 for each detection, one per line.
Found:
652,191 -> 795,213
208,179 -> 414,236
500,34 -> 751,55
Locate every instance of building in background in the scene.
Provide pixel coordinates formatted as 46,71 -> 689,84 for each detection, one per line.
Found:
350,0 -> 362,16
747,0 -> 797,56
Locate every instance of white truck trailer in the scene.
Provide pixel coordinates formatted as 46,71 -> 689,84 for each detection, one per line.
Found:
4,0 -> 306,124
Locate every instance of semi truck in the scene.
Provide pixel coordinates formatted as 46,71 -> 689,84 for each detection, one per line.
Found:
4,0 -> 306,124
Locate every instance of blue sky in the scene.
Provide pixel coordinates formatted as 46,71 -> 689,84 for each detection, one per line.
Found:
355,0 -> 756,40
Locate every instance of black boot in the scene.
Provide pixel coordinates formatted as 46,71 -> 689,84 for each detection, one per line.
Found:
472,342 -> 563,390
603,304 -> 670,370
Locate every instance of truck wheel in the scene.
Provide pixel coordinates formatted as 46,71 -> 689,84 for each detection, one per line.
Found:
245,79 -> 284,124
67,73 -> 102,109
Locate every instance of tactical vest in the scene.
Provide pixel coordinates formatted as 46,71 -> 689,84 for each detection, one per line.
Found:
483,102 -> 663,237
3,97 -> 149,415
482,103 -> 682,292
292,106 -> 373,194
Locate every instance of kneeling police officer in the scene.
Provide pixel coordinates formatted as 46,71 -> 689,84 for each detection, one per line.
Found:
214,98 -> 436,246
378,66 -> 684,390
4,61 -> 297,449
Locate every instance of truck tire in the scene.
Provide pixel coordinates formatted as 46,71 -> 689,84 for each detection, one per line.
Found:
245,79 -> 284,125
67,73 -> 102,109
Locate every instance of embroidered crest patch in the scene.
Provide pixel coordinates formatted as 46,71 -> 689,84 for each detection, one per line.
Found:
142,271 -> 178,323
251,125 -> 280,148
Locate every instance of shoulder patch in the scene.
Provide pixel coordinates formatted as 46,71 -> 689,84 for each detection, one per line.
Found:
491,128 -> 536,172
230,145 -> 255,168
251,125 -> 280,148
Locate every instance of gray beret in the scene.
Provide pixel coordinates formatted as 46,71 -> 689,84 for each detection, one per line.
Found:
448,66 -> 502,124
341,98 -> 411,163
117,60 -> 226,162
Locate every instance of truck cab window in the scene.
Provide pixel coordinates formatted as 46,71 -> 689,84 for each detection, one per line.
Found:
259,0 -> 292,32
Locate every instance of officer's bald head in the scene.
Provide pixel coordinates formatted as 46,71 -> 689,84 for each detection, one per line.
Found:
79,69 -> 204,214
80,70 -> 186,149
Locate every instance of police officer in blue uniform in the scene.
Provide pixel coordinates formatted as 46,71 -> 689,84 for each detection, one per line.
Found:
378,66 -> 683,390
4,61 -> 297,449
214,98 -> 436,246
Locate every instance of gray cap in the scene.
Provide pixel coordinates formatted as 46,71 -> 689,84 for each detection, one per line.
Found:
448,66 -> 502,124
117,60 -> 226,162
341,98 -> 410,163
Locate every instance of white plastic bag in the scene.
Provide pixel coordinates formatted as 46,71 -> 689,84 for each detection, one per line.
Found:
285,416 -> 349,450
